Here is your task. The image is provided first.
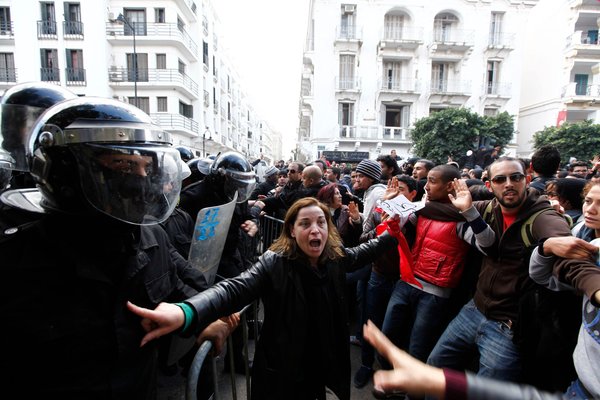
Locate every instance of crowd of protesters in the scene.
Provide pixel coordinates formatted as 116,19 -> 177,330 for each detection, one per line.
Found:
1,84 -> 599,400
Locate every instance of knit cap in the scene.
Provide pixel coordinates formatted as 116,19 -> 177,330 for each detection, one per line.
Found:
356,159 -> 382,182
264,165 -> 279,178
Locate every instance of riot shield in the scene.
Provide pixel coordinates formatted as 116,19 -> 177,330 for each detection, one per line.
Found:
167,191 -> 239,365
188,191 -> 238,286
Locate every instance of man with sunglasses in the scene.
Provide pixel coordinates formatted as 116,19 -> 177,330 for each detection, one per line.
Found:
419,157 -> 575,387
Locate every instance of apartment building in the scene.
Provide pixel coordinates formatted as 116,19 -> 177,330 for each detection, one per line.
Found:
519,0 -> 600,156
0,0 -> 278,162
298,0 -> 539,162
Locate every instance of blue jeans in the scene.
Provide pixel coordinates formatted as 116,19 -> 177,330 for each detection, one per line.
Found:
360,270 -> 396,367
565,379 -> 593,399
427,299 -> 522,381
381,280 -> 451,363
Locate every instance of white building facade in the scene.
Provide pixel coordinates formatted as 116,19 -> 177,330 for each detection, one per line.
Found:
0,0 -> 280,162
299,0 -> 539,163
518,0 -> 600,157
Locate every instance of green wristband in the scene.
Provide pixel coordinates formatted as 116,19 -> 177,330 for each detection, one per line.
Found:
174,302 -> 194,333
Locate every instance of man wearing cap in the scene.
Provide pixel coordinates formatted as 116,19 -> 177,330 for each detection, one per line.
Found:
249,165 -> 279,200
355,159 -> 386,226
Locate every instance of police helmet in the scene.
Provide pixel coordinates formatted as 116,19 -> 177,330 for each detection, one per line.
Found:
176,146 -> 194,163
28,97 -> 181,225
1,82 -> 76,172
209,151 -> 256,202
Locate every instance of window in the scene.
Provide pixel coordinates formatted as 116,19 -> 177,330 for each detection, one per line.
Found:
489,12 -> 503,46
203,41 -> 209,66
431,63 -> 448,92
65,49 -> 84,82
484,108 -> 498,117
123,9 -> 146,36
177,17 -> 184,32
40,2 -> 56,35
0,7 -> 12,34
156,53 -> 166,69
154,8 -> 165,23
384,14 -> 404,40
157,97 -> 167,112
340,4 -> 356,39
129,97 -> 149,114
338,102 -> 354,137
0,53 -> 15,82
575,74 -> 589,96
126,53 -> 148,82
40,48 -> 59,81
64,3 -> 82,35
179,101 -> 193,118
433,13 -> 457,42
487,61 -> 500,94
339,54 -> 355,89
383,61 -> 403,90
178,59 -> 185,74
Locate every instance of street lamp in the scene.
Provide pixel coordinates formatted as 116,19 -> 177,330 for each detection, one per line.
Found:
203,127 -> 212,157
116,13 -> 137,106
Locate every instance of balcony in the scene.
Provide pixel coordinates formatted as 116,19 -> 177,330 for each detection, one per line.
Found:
37,20 -> 57,39
379,26 -> 424,54
484,82 -> 512,98
562,81 -> 600,103
0,21 -> 14,41
0,68 -> 17,85
378,78 -> 421,103
175,0 -> 198,21
430,80 -> 471,95
65,68 -> 86,86
108,67 -> 199,98
380,78 -> 420,93
336,77 -> 361,91
565,31 -> 600,59
429,80 -> 471,105
63,20 -> 84,39
487,32 -> 514,49
338,125 -> 412,142
335,25 -> 362,51
40,67 -> 60,83
430,29 -> 474,55
151,113 -> 198,137
106,22 -> 198,61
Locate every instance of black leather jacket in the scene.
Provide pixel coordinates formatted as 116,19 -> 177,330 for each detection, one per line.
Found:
183,233 -> 397,400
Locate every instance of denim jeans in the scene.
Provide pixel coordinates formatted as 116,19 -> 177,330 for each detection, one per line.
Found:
381,280 -> 452,364
360,270 -> 396,367
427,299 -> 522,381
565,379 -> 593,399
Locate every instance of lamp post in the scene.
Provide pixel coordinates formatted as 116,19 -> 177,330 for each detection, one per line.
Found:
117,13 -> 137,106
203,127 -> 211,157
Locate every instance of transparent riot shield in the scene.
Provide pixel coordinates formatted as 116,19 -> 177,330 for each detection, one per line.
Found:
167,192 -> 239,365
188,191 -> 238,287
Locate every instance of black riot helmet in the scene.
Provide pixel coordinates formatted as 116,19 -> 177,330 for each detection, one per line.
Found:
209,151 -> 256,202
176,146 -> 194,163
27,97 -> 182,225
0,82 -> 77,172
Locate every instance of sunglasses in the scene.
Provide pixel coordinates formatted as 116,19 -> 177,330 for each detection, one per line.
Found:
288,169 -> 297,174
490,173 -> 525,184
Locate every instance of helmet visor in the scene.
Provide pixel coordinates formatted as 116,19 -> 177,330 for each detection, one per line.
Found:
0,104 -> 47,171
73,144 -> 182,225
223,169 -> 256,203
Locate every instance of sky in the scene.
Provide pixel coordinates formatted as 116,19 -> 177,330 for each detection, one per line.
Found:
213,0 -> 310,160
